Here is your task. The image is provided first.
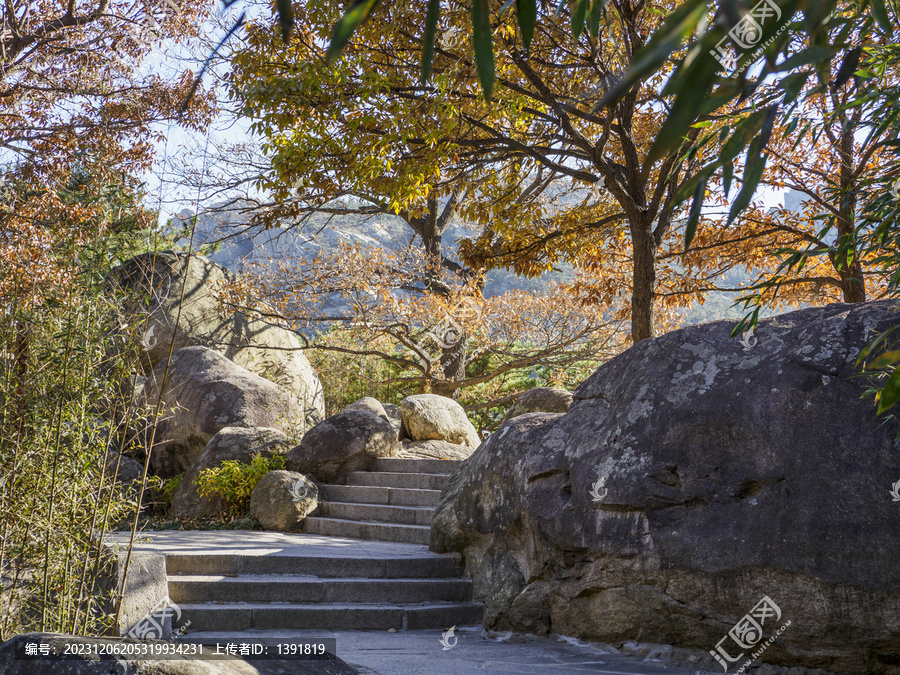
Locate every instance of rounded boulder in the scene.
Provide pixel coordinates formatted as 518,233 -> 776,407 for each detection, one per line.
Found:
287,410 -> 399,483
250,470 -> 318,532
400,394 -> 480,448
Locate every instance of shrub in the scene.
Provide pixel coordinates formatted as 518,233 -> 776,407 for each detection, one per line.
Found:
159,473 -> 184,507
195,453 -> 287,516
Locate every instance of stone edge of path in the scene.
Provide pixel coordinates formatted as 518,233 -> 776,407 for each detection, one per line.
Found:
97,541 -> 171,638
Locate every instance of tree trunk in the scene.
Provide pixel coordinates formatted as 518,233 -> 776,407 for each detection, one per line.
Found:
835,124 -> 866,303
838,255 -> 866,302
432,335 -> 467,400
630,221 -> 657,343
407,194 -> 472,398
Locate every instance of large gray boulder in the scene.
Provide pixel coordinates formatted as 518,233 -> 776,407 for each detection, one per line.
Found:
501,387 -> 573,423
250,470 -> 318,531
140,347 -> 306,477
400,394 -> 480,448
431,301 -> 900,673
287,410 -> 399,483
108,250 -> 325,423
170,427 -> 291,518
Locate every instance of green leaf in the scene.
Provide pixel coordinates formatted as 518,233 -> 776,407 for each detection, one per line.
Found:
858,328 -> 899,365
877,366 -> 900,414
723,160 -> 733,196
684,174 -> 708,251
832,46 -> 861,89
276,0 -> 295,43
421,0 -> 441,83
517,0 -> 537,51
588,0 -> 606,37
471,0 -> 495,98
872,0 -> 893,35
596,0 -> 707,110
327,0 -> 381,63
572,0 -> 588,41
779,71 -> 810,103
721,110 -> 767,163
727,151 -> 767,224
756,103 -> 779,154
868,350 -> 900,370
644,41 -> 720,169
775,46 -> 839,72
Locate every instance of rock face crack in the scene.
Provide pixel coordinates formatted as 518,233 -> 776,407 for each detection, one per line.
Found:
527,468 -> 568,483
790,357 -> 843,377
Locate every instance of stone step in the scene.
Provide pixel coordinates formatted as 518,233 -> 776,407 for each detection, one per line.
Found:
340,471 -> 448,490
177,601 -> 485,632
303,517 -> 431,545
320,484 -> 442,507
316,501 -> 434,526
372,458 -> 462,475
165,552 -> 460,578
168,575 -> 472,604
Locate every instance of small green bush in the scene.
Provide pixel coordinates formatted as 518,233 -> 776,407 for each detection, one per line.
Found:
159,473 -> 184,507
195,454 -> 286,516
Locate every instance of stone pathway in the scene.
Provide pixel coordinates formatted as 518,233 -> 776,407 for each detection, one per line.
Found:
112,530 -> 709,674
304,457 -> 461,544
114,529 -> 482,631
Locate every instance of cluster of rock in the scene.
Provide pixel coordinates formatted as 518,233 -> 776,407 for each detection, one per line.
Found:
105,251 -> 520,532
431,301 -> 900,673
163,392 -> 487,529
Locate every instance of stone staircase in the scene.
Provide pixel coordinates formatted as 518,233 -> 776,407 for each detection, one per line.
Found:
168,458 -> 483,631
303,457 -> 457,545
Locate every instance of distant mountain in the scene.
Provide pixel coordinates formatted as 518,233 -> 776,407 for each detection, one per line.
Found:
174,195 -> 798,327
173,202 -> 571,299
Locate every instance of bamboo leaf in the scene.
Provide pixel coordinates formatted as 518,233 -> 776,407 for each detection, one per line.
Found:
868,350 -> 900,370
421,0 -> 441,83
644,41 -> 720,169
327,0 -> 381,63
727,151 -> 768,224
472,0 -> 495,98
596,0 -> 707,111
872,0 -> 893,34
684,174 -> 708,251
517,0 -> 537,51
572,0 -> 588,41
833,46 -> 862,89
588,0 -> 606,37
276,0 -> 294,43
877,366 -> 900,414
